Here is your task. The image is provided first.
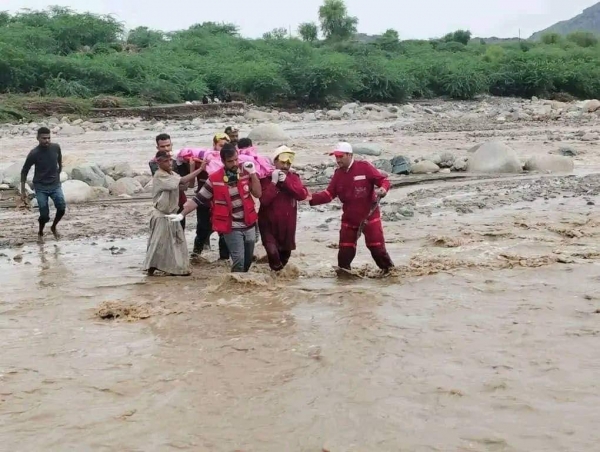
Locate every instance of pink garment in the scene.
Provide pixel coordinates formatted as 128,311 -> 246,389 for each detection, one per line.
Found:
175,148 -> 208,165
204,146 -> 274,178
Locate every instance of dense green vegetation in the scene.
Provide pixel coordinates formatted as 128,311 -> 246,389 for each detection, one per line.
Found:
2,3 -> 600,109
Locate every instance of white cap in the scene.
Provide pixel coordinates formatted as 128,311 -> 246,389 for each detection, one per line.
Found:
330,142 -> 353,156
272,145 -> 295,162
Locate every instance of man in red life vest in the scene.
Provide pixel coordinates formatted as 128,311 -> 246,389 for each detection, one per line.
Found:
309,142 -> 394,273
168,143 -> 262,273
258,146 -> 310,271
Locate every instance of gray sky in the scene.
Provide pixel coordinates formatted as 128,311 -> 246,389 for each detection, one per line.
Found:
3,0 -> 598,39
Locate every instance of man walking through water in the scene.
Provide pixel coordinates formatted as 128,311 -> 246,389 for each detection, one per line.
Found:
309,142 -> 394,275
168,143 -> 261,273
259,146 -> 310,271
21,127 -> 66,241
148,133 -> 187,230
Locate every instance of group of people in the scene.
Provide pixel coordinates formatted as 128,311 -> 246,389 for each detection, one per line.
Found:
19,126 -> 396,278
143,127 -> 396,277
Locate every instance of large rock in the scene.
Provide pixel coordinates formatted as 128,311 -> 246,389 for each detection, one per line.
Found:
467,141 -> 522,174
438,152 -> 456,168
340,103 -> 358,116
107,163 -> 135,180
247,123 -> 290,142
58,125 -> 85,136
524,155 -> 574,173
1,162 -> 25,187
373,159 -> 393,174
585,99 -> 600,113
411,160 -> 440,174
134,174 -> 151,187
352,143 -> 382,157
326,110 -> 342,120
71,164 -> 107,188
390,155 -> 411,175
109,177 -> 143,196
61,180 -> 96,203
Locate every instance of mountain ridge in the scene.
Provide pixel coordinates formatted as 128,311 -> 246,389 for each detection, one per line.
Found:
530,2 -> 600,40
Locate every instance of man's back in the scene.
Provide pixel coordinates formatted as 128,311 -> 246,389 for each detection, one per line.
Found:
22,143 -> 62,188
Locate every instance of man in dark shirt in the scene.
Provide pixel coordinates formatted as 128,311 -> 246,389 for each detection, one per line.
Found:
21,127 -> 66,241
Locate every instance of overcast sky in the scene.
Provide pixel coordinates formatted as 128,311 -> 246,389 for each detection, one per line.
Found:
3,0 -> 598,39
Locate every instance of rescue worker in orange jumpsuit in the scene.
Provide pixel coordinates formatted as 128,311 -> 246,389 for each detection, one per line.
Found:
309,142 -> 394,273
258,146 -> 310,271
168,143 -> 262,273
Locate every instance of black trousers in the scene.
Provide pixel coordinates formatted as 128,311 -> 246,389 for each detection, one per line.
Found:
194,205 -> 229,259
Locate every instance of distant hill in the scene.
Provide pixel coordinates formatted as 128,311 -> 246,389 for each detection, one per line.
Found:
530,2 -> 600,40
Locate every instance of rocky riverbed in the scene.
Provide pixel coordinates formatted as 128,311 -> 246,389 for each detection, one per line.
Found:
1,96 -> 600,451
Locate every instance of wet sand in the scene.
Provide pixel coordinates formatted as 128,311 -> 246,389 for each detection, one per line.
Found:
2,100 -> 600,451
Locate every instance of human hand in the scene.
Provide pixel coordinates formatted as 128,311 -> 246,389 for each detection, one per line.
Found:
243,161 -> 256,174
375,187 -> 387,198
277,171 -> 287,183
165,213 -> 184,222
271,170 -> 280,184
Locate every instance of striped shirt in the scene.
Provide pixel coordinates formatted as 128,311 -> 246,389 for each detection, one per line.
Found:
193,177 -> 250,230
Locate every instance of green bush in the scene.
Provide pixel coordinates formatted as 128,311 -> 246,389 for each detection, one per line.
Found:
2,6 -> 600,108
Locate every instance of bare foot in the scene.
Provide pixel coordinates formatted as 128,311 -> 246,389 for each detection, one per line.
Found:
50,226 -> 60,240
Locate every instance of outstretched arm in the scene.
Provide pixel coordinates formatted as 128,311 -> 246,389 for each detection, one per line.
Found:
309,172 -> 338,206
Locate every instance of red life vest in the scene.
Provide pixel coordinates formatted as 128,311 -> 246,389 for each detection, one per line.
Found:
209,169 -> 258,234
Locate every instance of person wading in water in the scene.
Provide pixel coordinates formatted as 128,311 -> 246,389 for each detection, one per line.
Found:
167,143 -> 262,273
143,150 -> 206,276
258,146 -> 310,271
309,142 -> 394,275
21,127 -> 66,241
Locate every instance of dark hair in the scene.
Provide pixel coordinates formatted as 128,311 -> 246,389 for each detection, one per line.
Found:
237,137 -> 252,149
224,126 -> 234,134
37,127 -> 51,136
155,133 -> 171,144
220,143 -> 237,161
155,150 -> 170,161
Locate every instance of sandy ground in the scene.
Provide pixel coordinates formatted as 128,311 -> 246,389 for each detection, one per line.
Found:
2,99 -> 600,451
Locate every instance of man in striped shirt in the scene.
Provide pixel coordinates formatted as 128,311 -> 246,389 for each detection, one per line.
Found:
169,144 -> 262,272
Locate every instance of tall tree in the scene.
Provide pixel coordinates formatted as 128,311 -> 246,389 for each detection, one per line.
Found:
298,22 -> 318,42
318,0 -> 358,41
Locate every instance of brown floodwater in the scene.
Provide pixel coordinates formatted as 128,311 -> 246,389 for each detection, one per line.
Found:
1,212 -> 599,451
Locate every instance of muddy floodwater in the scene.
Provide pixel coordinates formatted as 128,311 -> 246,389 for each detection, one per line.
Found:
2,101 -> 600,451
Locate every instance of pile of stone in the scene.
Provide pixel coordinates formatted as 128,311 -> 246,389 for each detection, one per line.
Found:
291,139 -> 576,187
